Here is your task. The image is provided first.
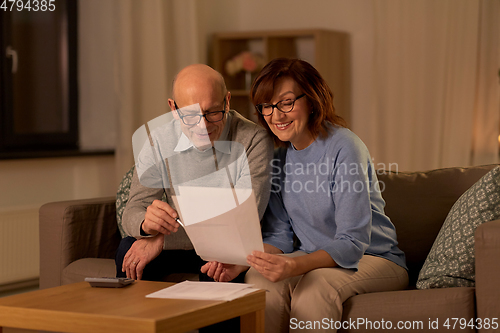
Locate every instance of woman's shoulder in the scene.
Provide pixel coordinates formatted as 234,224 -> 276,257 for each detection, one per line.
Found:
325,125 -> 368,153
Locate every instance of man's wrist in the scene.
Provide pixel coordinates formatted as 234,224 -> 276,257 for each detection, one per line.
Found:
237,265 -> 250,274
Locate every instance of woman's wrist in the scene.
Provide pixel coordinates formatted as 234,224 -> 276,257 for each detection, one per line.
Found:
292,250 -> 336,276
287,257 -> 299,277
264,243 -> 284,254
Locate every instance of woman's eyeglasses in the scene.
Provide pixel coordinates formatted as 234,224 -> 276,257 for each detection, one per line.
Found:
255,94 -> 305,116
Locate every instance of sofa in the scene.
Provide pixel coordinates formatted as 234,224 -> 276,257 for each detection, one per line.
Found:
39,164 -> 500,332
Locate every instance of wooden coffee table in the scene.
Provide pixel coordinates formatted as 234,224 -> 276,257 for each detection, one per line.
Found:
0,281 -> 265,333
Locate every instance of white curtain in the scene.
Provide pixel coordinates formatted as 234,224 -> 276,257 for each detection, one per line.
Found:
369,0 -> 500,172
112,0 -> 202,183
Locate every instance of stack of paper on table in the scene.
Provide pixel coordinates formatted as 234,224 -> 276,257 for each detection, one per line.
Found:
146,281 -> 259,301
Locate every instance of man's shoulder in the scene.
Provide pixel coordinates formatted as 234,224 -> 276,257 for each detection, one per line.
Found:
227,110 -> 268,141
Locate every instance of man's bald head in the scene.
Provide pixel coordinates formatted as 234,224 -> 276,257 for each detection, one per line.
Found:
172,64 -> 227,102
168,64 -> 231,150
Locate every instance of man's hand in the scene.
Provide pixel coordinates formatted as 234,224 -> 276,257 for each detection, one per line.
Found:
122,234 -> 164,280
200,262 -> 248,282
142,200 -> 182,235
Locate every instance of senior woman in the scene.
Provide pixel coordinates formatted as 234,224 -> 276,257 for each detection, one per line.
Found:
202,58 -> 408,333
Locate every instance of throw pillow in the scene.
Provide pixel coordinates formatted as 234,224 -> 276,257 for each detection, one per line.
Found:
115,165 -> 168,238
116,165 -> 136,238
417,166 -> 500,289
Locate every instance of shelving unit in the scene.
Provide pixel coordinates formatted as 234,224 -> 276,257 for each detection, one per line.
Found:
212,29 -> 351,125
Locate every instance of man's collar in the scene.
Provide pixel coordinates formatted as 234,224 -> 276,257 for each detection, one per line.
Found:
173,112 -> 232,154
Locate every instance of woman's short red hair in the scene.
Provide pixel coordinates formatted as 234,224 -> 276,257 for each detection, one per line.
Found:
250,58 -> 347,147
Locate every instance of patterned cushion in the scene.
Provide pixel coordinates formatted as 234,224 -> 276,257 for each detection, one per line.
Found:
116,166 -> 136,238
115,165 -> 166,238
417,166 -> 500,288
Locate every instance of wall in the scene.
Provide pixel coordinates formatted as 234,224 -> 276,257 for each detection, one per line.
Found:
197,0 -> 242,64
0,157 -> 116,209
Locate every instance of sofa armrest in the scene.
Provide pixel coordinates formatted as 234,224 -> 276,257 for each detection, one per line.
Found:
39,196 -> 121,289
475,219 -> 500,331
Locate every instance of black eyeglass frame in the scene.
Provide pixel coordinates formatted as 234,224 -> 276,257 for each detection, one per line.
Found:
255,94 -> 306,116
174,99 -> 227,126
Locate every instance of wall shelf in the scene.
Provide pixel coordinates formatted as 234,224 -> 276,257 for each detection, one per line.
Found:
212,29 -> 351,125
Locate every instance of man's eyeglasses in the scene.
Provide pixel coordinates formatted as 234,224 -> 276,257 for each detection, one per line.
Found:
174,100 -> 226,126
255,94 -> 306,116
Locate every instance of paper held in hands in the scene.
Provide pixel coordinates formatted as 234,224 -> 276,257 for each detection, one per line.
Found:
132,111 -> 263,266
173,186 -> 264,266
146,281 -> 259,301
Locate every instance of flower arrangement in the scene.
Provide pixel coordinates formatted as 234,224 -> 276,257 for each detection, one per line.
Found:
225,51 -> 265,76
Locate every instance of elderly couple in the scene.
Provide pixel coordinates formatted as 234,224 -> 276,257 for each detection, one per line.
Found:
115,59 -> 408,333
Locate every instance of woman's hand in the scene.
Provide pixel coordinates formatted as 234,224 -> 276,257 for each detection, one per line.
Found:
200,262 -> 249,282
248,249 -> 337,282
247,251 -> 297,282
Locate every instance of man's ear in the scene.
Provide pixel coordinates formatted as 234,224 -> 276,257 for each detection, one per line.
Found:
225,91 -> 231,110
168,99 -> 180,120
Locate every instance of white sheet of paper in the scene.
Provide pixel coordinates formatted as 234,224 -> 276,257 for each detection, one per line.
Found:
145,281 -> 259,301
174,189 -> 263,266
176,186 -> 238,226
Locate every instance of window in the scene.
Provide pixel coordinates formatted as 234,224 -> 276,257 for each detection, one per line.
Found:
0,0 -> 78,153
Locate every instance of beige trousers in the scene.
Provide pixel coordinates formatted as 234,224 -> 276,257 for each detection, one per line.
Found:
245,253 -> 408,333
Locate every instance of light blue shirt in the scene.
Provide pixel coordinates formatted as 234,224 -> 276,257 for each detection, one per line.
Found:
263,126 -> 407,270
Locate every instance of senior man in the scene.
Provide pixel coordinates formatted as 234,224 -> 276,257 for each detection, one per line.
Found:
115,64 -> 273,282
